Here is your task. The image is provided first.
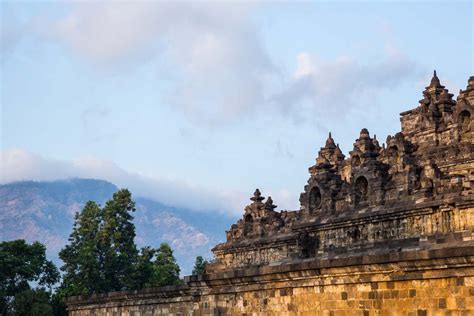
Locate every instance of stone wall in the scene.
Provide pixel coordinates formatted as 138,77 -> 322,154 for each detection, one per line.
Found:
66,245 -> 474,315
65,72 -> 473,314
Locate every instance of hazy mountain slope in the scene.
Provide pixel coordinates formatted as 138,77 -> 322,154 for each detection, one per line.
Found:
0,179 -> 235,275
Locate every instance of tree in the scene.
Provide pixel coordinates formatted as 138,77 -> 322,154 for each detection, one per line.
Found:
59,201 -> 103,296
131,246 -> 156,289
150,243 -> 181,286
192,256 -> 208,275
59,189 -> 144,295
12,289 -> 52,316
100,189 -> 138,291
59,189 -> 183,298
0,240 -> 59,315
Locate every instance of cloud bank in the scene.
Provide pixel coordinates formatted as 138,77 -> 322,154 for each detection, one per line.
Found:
50,1 -> 273,125
274,48 -> 420,121
41,2 -> 420,125
0,148 -> 299,216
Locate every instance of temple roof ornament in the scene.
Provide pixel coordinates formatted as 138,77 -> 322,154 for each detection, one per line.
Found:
430,70 -> 441,87
264,196 -> 277,211
313,132 -> 345,170
325,132 -> 336,149
359,128 -> 370,139
250,189 -> 265,204
421,70 -> 454,107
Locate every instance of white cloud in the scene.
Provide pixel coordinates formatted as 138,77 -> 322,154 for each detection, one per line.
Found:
0,148 -> 300,215
32,2 -> 421,126
274,48 -> 420,120
0,148 -> 250,215
50,1 -> 273,125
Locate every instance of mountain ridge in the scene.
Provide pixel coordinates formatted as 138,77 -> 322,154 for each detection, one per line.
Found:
0,178 -> 235,275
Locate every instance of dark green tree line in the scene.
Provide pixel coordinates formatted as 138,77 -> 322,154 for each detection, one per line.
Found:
1,189 -> 183,314
0,240 -> 60,315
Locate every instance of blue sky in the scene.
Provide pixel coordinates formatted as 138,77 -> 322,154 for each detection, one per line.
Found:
1,0 -> 473,217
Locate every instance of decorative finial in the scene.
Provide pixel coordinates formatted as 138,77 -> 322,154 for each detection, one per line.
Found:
430,70 -> 441,87
250,189 -> 264,203
264,196 -> 277,211
325,132 -> 336,148
360,128 -> 370,138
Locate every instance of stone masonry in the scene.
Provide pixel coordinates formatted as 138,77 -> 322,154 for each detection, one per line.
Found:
66,72 -> 473,315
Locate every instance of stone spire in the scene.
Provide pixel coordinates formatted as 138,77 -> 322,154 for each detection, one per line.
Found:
373,134 -> 380,149
250,189 -> 265,204
421,70 -> 454,106
325,132 -> 336,149
430,70 -> 441,87
264,196 -> 277,211
350,128 -> 379,160
313,132 -> 344,170
359,128 -> 370,139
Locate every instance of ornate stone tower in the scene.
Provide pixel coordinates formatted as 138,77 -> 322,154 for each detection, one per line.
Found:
211,72 -> 474,270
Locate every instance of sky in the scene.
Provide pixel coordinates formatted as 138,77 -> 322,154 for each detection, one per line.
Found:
1,0 -> 473,218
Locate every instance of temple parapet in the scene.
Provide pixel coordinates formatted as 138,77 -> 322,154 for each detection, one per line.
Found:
211,72 -> 473,271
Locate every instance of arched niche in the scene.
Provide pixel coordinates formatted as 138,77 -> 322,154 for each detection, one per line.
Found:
243,214 -> 253,236
459,110 -> 471,142
354,176 -> 368,207
308,186 -> 322,213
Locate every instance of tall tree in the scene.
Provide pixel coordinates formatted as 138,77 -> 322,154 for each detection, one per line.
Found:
0,240 -> 59,315
59,201 -> 103,295
100,189 -> 138,291
150,243 -> 181,287
59,189 -> 183,298
192,256 -> 208,275
60,189 -> 140,294
131,246 -> 157,289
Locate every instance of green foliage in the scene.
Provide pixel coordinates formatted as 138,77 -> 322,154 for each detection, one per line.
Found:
59,189 -> 182,297
12,289 -> 52,316
100,189 -> 138,291
60,190 -> 139,295
50,291 -> 68,316
0,189 -> 184,313
192,256 -> 208,275
149,243 -> 181,287
59,201 -> 103,296
0,239 -> 59,315
132,246 -> 157,289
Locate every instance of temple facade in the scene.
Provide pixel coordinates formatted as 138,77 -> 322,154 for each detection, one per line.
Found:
66,73 -> 473,315
211,71 -> 473,271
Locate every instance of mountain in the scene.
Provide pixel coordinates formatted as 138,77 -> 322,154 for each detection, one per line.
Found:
0,178 -> 236,275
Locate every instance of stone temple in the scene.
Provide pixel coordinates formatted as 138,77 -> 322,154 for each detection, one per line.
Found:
67,72 -> 473,315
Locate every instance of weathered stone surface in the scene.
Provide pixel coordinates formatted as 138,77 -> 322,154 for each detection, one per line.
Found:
66,73 -> 474,315
212,72 -> 473,270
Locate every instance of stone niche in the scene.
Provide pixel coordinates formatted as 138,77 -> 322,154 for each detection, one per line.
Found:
66,72 -> 474,315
